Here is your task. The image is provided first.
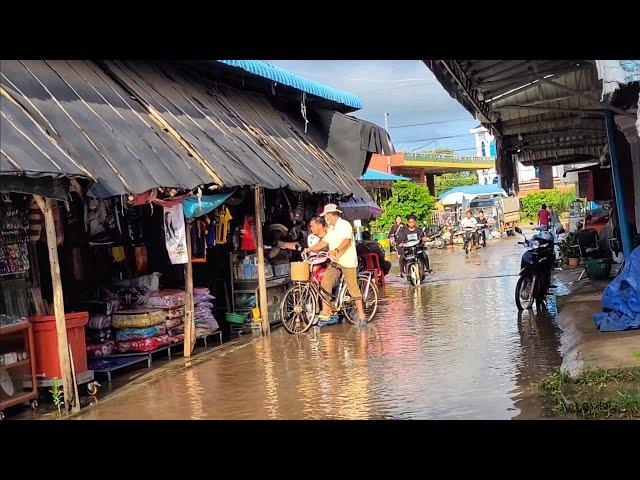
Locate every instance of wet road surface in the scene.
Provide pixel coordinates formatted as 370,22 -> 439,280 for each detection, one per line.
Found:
76,236 -> 564,419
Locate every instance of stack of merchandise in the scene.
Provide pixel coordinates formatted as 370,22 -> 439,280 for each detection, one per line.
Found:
83,299 -> 119,358
86,315 -> 114,357
194,287 -> 219,338
146,290 -> 185,345
112,309 -> 169,353
165,306 -> 185,344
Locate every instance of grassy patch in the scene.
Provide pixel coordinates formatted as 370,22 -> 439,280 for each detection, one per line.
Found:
536,366 -> 640,419
634,349 -> 640,359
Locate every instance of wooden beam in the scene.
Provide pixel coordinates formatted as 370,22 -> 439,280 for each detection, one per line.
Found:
33,195 -> 76,413
253,186 -> 270,336
183,219 -> 195,358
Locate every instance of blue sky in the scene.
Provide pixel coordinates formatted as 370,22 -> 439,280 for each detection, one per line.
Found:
268,60 -> 480,155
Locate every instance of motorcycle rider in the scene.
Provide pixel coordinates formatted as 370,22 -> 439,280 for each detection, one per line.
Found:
396,214 -> 435,276
460,210 -> 478,248
475,210 -> 489,246
388,216 -> 405,253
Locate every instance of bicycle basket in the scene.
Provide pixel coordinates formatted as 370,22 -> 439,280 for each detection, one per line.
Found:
290,262 -> 310,282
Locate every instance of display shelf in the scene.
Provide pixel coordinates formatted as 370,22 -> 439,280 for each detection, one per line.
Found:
1,322 -> 38,414
2,358 -> 30,370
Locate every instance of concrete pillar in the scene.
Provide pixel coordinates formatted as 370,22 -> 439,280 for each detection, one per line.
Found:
426,174 -> 436,197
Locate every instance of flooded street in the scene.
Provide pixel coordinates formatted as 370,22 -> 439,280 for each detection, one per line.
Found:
76,236 -> 564,420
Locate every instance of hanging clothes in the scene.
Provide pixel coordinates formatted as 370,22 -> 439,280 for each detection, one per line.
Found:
85,198 -> 122,246
119,204 -> 144,246
215,206 -> 232,244
51,200 -> 64,247
241,215 -> 257,251
133,246 -> 148,276
28,198 -> 43,243
190,220 -> 206,260
205,215 -> 216,248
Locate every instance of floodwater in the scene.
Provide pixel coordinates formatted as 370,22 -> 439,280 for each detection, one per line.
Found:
76,236 -> 564,420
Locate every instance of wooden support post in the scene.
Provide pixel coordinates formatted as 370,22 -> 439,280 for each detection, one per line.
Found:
253,186 -> 270,336
183,219 -> 195,358
33,195 -> 76,412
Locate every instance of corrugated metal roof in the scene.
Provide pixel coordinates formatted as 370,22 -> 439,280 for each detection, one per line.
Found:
217,60 -> 363,110
0,60 -> 370,200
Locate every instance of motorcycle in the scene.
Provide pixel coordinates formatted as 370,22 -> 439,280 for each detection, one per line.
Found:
453,226 -> 478,254
422,223 -> 446,249
514,226 -> 558,310
401,239 -> 429,286
476,224 -> 490,247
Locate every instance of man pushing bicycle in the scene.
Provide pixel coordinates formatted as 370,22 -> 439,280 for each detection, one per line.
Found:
303,204 -> 367,325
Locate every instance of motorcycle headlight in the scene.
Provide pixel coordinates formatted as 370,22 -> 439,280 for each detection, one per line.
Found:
531,240 -> 540,249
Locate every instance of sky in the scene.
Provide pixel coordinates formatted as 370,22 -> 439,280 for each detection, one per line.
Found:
268,60 -> 480,155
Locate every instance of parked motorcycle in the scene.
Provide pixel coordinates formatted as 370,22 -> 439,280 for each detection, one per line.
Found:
514,226 -> 557,310
402,239 -> 429,286
422,224 -> 446,249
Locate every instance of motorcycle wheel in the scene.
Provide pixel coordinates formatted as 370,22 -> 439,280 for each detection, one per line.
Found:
408,263 -> 421,286
435,237 -> 445,249
464,241 -> 470,254
515,275 -> 536,310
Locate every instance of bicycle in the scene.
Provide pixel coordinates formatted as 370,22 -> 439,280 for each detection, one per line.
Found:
280,252 -> 379,334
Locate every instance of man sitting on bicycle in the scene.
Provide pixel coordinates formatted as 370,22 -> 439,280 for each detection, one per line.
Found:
303,204 -> 366,324
279,216 -> 328,270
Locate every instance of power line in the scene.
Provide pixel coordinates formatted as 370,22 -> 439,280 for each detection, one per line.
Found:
395,132 -> 472,143
389,118 -> 474,129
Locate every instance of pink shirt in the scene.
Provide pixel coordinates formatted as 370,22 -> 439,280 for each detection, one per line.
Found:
538,209 -> 551,226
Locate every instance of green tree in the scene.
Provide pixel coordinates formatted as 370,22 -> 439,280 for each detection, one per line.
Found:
435,172 -> 478,196
520,188 -> 576,221
370,181 -> 436,232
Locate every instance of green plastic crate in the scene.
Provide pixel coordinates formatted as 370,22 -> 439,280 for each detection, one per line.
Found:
226,312 -> 247,324
583,258 -> 612,281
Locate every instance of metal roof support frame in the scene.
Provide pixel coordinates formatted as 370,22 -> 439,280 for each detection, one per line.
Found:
605,110 -> 633,259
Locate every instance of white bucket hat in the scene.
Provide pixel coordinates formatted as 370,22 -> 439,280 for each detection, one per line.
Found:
319,204 -> 342,217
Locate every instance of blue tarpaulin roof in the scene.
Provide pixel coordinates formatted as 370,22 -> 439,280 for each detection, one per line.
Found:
217,60 -> 363,111
183,193 -> 233,219
360,169 -> 410,181
439,184 -> 507,198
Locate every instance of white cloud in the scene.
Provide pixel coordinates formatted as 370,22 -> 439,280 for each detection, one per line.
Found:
267,60 -> 478,153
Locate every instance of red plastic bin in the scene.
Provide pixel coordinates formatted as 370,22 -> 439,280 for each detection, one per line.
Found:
28,312 -> 89,379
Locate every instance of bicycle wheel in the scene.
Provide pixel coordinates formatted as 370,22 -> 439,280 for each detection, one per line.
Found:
280,282 -> 317,334
343,275 -> 379,324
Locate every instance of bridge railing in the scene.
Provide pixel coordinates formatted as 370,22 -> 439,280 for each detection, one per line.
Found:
405,153 -> 495,164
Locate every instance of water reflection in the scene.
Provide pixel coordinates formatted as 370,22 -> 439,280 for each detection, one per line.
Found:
77,239 -> 563,420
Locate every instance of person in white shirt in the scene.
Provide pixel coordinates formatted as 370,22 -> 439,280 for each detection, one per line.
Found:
304,204 -> 366,323
460,210 -> 479,247
460,210 -> 478,229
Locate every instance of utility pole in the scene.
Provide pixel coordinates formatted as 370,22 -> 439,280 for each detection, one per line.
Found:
384,112 -> 391,174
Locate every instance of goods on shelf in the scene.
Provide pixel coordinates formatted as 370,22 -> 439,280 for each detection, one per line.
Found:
115,334 -> 171,353
145,289 -> 185,309
86,328 -> 113,344
115,324 -> 167,341
112,309 -> 165,328
88,314 -> 112,330
87,341 -> 115,357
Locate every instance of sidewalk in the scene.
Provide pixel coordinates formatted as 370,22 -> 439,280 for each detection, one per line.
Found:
554,268 -> 640,377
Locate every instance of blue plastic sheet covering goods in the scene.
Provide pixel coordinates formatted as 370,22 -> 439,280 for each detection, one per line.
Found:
593,246 -> 640,331
182,193 -> 233,219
